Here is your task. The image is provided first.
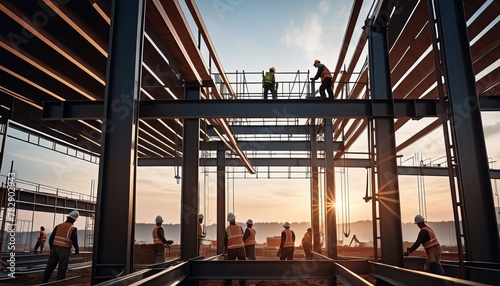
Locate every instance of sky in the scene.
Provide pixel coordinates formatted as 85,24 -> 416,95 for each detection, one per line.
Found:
2,1 -> 499,236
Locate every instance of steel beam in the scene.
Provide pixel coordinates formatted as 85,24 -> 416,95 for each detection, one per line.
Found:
41,99 -> 440,119
435,0 -> 500,263
216,142 -> 225,255
367,19 -> 404,267
206,125 -> 311,135
92,1 -> 144,283
324,119 -> 337,259
310,121 -> 321,253
188,260 -> 335,280
200,141 -> 340,151
180,86 -> 201,260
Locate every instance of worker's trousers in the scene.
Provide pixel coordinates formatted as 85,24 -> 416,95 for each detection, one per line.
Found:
225,247 -> 246,285
280,246 -> 294,260
245,244 -> 256,260
302,242 -> 313,260
154,244 -> 165,263
425,245 -> 445,275
40,246 -> 71,282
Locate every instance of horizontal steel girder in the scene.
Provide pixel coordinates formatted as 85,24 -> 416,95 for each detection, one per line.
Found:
42,99 -> 444,120
137,158 -> 500,179
200,141 -> 341,151
188,260 -> 334,280
206,125 -> 311,135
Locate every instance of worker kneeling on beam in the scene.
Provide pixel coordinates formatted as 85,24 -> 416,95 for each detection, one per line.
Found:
41,210 -> 79,283
279,222 -> 296,260
224,212 -> 246,286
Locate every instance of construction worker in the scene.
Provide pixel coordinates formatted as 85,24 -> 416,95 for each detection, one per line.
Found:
279,222 -> 295,260
311,59 -> 333,99
198,214 -> 206,255
152,215 -> 173,263
404,214 -> 446,275
223,212 -> 246,286
34,226 -> 47,254
40,210 -> 79,283
301,227 -> 313,260
243,219 -> 256,260
263,67 -> 278,99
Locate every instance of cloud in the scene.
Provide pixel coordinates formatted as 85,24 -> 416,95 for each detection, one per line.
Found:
319,0 -> 330,15
281,13 -> 324,58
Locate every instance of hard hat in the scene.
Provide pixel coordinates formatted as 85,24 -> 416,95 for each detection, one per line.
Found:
68,210 -> 79,220
313,59 -> 320,66
283,222 -> 290,228
414,214 -> 425,224
155,215 -> 164,223
270,67 -> 276,72
246,219 -> 253,225
198,214 -> 204,220
227,212 -> 236,222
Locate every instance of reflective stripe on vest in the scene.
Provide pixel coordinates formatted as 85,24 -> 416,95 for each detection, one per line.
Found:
320,65 -> 332,81
264,72 -> 274,83
53,222 -> 75,248
283,229 -> 294,248
152,226 -> 163,245
40,231 -> 47,242
244,228 -> 256,246
226,225 -> 245,249
302,232 -> 311,245
422,226 -> 439,249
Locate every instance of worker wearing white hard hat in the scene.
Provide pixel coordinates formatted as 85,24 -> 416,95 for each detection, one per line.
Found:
243,219 -> 256,260
405,214 -> 445,275
224,213 -> 246,285
41,210 -> 80,283
279,222 -> 295,260
152,215 -> 173,263
263,66 -> 278,99
198,214 -> 206,255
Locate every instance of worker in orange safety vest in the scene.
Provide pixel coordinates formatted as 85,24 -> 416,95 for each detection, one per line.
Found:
152,215 -> 173,263
223,212 -> 246,285
198,214 -> 206,255
34,226 -> 47,254
279,222 -> 296,260
311,59 -> 333,99
301,227 -> 313,260
243,219 -> 256,260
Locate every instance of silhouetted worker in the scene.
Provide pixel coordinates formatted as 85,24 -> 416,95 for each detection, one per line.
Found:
302,227 -> 313,260
263,67 -> 278,99
34,226 -> 47,254
224,212 -> 246,286
152,215 -> 173,263
311,59 -> 333,99
41,210 -> 79,283
404,214 -> 446,275
243,219 -> 256,260
279,222 -> 295,260
198,214 -> 206,255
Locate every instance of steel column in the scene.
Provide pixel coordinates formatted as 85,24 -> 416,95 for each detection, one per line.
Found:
309,120 -> 321,253
367,20 -> 404,267
435,0 -> 500,262
91,0 -> 145,283
216,142 -> 225,254
180,86 -> 201,260
324,119 -> 337,259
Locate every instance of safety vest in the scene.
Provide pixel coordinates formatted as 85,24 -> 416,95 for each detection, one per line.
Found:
39,231 -> 47,243
244,228 -> 256,246
302,231 -> 311,245
226,225 -> 245,249
283,229 -> 294,248
152,226 -> 163,245
198,223 -> 203,239
53,222 -> 75,248
320,64 -> 332,81
264,72 -> 274,83
422,226 -> 439,249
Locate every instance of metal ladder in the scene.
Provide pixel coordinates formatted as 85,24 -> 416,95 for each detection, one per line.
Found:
426,0 -> 466,278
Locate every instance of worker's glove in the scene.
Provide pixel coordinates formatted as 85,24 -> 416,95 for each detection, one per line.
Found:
404,251 -> 410,256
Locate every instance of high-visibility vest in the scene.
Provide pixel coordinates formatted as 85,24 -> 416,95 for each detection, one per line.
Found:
320,64 -> 332,81
39,231 -> 47,243
152,226 -> 163,245
226,225 -> 245,249
283,229 -> 294,248
264,72 -> 274,83
53,222 -> 75,248
422,226 -> 440,249
302,231 -> 311,245
198,223 -> 203,239
244,228 -> 256,246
